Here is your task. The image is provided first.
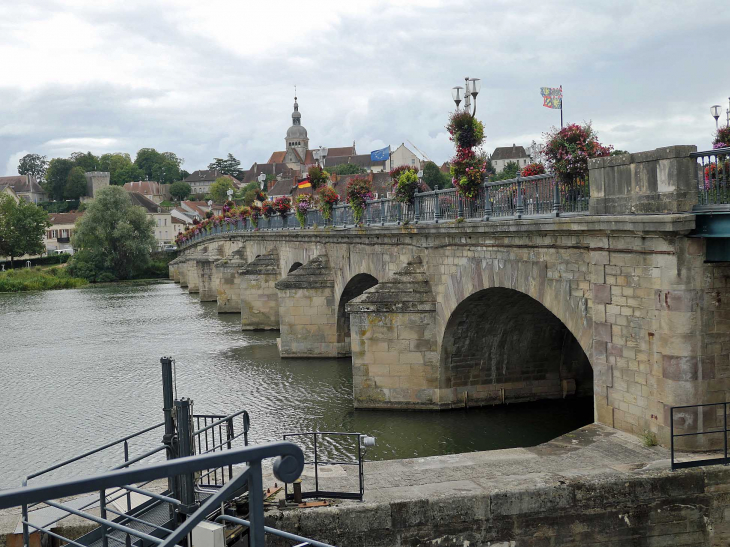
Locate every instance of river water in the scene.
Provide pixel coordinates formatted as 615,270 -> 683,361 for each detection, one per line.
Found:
0,281 -> 592,488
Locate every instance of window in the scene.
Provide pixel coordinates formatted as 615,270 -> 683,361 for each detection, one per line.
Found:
411,159 -> 415,165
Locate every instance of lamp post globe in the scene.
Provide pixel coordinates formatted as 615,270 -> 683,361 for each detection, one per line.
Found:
469,78 -> 481,98
712,105 -> 722,129
452,86 -> 463,109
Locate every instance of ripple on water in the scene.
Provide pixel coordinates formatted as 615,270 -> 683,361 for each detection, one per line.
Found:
0,282 -> 593,488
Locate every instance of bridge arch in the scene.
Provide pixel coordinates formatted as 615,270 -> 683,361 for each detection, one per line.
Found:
337,273 -> 379,355
439,287 -> 593,406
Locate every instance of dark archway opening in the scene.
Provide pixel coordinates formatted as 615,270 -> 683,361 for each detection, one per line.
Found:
288,262 -> 303,273
337,273 -> 379,356
441,288 -> 593,414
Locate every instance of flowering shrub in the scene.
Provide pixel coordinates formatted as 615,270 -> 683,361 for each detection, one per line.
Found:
713,127 -> 730,149
223,200 -> 234,214
394,169 -> 419,204
447,111 -> 485,149
389,165 -> 417,182
249,204 -> 261,228
521,163 -> 546,177
307,166 -> 331,190
294,194 -> 313,228
543,123 -> 612,186
317,185 -> 339,220
261,201 -> 275,219
347,176 -> 374,224
272,196 -> 291,218
205,210 -> 213,219
255,190 -> 267,202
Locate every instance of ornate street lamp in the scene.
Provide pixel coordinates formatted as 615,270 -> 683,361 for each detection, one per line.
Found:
712,105 -> 722,129
452,86 -> 463,109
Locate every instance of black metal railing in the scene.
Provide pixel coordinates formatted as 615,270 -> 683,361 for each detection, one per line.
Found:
692,147 -> 730,208
670,402 -> 729,470
0,444 -> 333,547
283,432 -> 366,501
176,172 -> 590,248
192,410 -> 250,487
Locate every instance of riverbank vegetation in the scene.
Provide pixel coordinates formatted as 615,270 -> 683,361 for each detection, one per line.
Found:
0,266 -> 87,292
0,194 -> 50,268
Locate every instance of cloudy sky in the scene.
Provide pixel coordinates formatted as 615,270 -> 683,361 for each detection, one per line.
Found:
1,0 -> 729,175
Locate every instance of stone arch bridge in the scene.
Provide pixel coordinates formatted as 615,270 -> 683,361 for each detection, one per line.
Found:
169,146 -> 730,448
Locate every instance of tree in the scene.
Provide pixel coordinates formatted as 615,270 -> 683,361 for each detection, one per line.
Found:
68,186 -> 155,280
18,154 -> 49,182
490,161 -> 520,182
208,153 -> 241,176
70,151 -> 100,172
333,163 -> 364,175
170,181 -> 191,201
421,161 -> 450,190
134,148 -> 164,180
134,148 -> 183,183
0,194 -> 50,268
209,176 -> 235,203
115,164 -> 144,186
99,153 -> 136,185
64,167 -> 88,200
45,158 -> 75,201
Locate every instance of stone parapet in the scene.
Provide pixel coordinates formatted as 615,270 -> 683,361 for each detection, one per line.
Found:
239,251 -> 281,329
276,255 -> 337,356
589,145 -> 698,214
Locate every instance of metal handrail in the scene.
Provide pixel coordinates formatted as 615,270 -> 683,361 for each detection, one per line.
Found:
217,515 -> 334,547
670,402 -> 729,470
2,443 -> 310,547
26,422 -> 165,480
192,409 -> 250,436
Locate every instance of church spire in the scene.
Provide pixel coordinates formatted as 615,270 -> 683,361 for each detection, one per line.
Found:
292,88 -> 301,126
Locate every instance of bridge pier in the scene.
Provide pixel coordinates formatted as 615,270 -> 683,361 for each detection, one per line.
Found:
275,255 -> 338,357
168,257 -> 181,283
213,247 -> 248,313
196,258 -> 217,301
347,257 -> 440,408
239,251 -> 281,329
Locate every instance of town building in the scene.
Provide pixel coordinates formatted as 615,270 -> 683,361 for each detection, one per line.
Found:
323,154 -> 386,173
128,192 -> 175,249
84,172 -> 110,199
0,175 -> 46,203
44,212 -> 83,253
389,143 -> 421,172
184,170 -> 240,196
123,181 -> 171,204
491,144 -> 531,173
1,184 -> 20,203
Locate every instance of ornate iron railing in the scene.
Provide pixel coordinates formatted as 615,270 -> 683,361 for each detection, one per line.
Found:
692,147 -> 730,209
177,173 -> 590,248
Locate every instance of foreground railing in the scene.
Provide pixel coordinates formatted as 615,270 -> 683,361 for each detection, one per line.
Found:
692,147 -> 730,209
670,402 -> 729,470
1,444 -> 333,547
177,172 -> 590,248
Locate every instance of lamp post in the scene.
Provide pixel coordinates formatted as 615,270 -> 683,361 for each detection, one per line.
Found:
258,173 -> 266,191
452,78 -> 480,117
712,105 -> 722,129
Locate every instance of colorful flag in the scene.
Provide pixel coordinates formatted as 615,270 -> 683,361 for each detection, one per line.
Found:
370,146 -> 390,162
540,86 -> 562,109
297,177 -> 311,189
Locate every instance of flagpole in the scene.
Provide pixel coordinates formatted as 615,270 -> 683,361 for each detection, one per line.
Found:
560,85 -> 563,128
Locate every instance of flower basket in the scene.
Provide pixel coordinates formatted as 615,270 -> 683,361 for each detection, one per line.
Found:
544,123 -> 611,186
346,176 -> 374,224
294,194 -> 313,228
317,185 -> 339,221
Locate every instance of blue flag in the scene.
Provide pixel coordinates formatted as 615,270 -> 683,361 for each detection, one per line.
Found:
370,146 -> 390,162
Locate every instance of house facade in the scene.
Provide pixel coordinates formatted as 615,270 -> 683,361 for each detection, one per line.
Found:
389,144 -> 421,172
123,180 -> 171,203
45,213 -> 83,253
184,170 -> 239,196
0,175 -> 46,203
491,144 -> 531,173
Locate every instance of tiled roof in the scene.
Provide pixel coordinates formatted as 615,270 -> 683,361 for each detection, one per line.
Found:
242,163 -> 298,184
326,146 -> 356,157
48,212 -> 84,225
491,145 -> 528,161
267,151 -> 286,164
268,178 -> 296,197
123,180 -> 162,195
331,172 -> 392,200
184,170 -> 240,187
323,154 -> 385,169
0,175 -> 44,194
440,162 -> 451,173
172,217 -> 187,224
304,150 -> 316,164
128,192 -> 161,213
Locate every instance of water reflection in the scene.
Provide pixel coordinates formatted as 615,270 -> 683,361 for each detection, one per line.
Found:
0,281 -> 592,488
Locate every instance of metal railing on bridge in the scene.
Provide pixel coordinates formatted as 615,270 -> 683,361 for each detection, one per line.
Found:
692,146 -> 730,209
177,172 -> 590,248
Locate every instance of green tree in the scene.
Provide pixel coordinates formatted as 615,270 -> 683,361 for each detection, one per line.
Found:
611,149 -> 629,156
99,153 -> 136,185
70,151 -> 100,172
134,148 -> 183,183
333,162 -> 364,175
421,161 -> 451,189
134,148 -> 164,180
64,167 -> 88,200
208,153 -> 241,175
17,153 -> 49,182
0,194 -> 50,267
45,158 -> 75,201
68,186 -> 155,280
209,176 -> 235,203
115,164 -> 144,185
490,161 -> 520,182
170,181 -> 191,201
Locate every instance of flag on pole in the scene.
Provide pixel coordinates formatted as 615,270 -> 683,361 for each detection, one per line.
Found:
540,86 -> 563,109
297,177 -> 311,189
370,146 -> 390,162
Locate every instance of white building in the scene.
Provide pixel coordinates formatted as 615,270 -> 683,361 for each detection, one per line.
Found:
388,143 -> 421,172
491,144 -> 531,173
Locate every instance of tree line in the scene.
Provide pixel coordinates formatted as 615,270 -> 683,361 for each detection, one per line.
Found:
18,149 -> 190,202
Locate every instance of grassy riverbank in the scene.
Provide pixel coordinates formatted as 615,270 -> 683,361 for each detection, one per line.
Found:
0,266 -> 88,292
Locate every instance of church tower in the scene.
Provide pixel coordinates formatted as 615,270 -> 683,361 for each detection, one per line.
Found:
284,93 -> 309,164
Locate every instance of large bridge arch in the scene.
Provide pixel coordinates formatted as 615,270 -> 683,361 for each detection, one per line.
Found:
336,273 -> 379,355
439,287 -> 593,407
